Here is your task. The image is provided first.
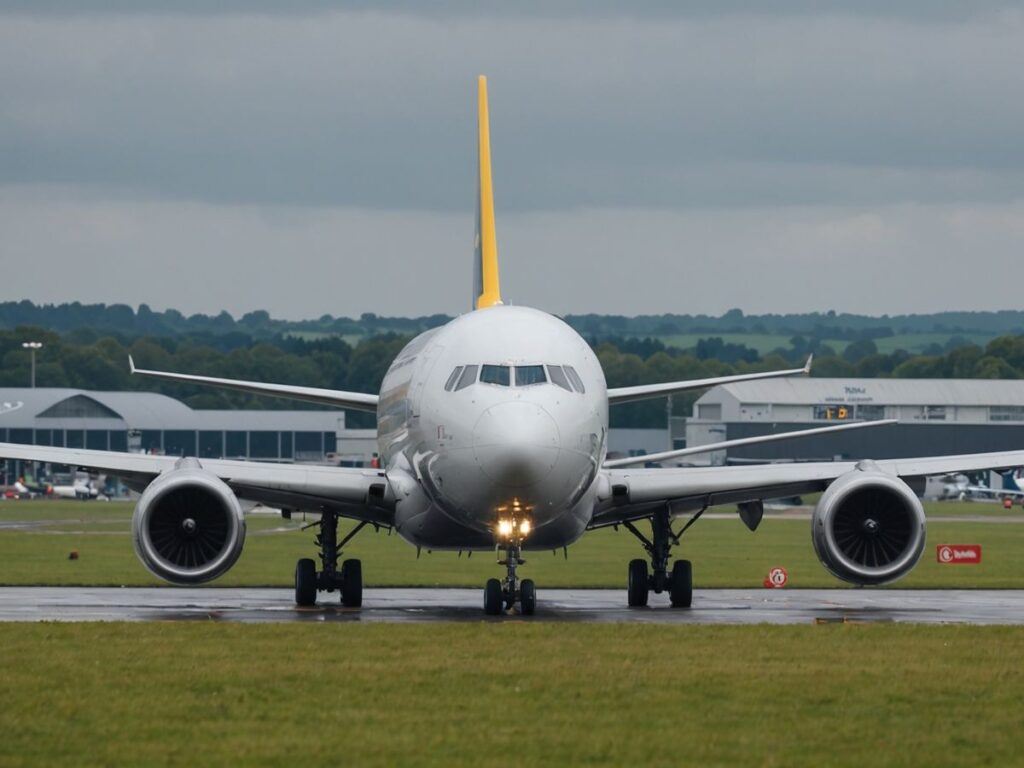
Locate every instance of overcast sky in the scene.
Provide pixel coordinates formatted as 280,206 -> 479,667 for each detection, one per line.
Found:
1,2 -> 1023,319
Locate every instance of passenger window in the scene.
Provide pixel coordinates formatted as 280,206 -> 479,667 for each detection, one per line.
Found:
480,365 -> 510,386
564,365 -> 586,393
444,366 -> 464,392
515,365 -> 546,386
455,365 -> 478,391
547,365 -> 572,392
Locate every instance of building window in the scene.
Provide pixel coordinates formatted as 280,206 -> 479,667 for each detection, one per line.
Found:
857,405 -> 886,420
324,432 -> 337,454
924,406 -> 946,421
991,406 -> 1024,422
86,430 -> 108,451
163,430 -> 196,456
199,431 -> 223,458
673,438 -> 687,450
295,431 -> 323,454
697,404 -> 722,420
109,432 -> 128,452
33,430 -> 51,446
249,431 -> 279,459
10,429 -> 33,445
66,430 -> 85,449
37,394 -> 120,419
813,405 -> 854,421
140,430 -> 162,453
225,431 -> 247,458
280,432 -> 293,459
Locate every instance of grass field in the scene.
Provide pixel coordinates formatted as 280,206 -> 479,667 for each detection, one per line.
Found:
1,622 -> 1022,767
2,499 -> 1022,589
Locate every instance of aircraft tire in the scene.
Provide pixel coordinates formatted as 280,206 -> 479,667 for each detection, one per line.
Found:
484,578 -> 504,615
295,558 -> 317,607
627,559 -> 649,607
669,559 -> 693,608
341,559 -> 363,607
520,579 -> 536,615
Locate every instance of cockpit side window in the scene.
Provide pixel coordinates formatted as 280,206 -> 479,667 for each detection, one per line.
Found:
515,365 -> 546,386
455,364 -> 478,391
564,365 -> 586,393
547,365 -> 572,391
480,365 -> 511,386
444,366 -> 464,391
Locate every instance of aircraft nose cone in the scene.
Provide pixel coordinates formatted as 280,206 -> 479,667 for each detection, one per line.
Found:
473,401 -> 560,487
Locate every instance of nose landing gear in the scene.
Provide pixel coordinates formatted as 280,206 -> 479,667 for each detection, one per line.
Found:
483,539 -> 536,615
622,506 -> 699,608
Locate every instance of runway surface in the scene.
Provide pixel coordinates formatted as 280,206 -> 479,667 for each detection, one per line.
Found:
1,587 -> 1023,624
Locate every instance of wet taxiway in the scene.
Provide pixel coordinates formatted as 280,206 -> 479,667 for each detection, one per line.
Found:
1,587 -> 1023,624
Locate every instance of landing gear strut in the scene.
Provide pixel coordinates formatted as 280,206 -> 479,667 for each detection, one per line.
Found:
484,539 -> 536,615
294,510 -> 365,608
622,506 -> 698,608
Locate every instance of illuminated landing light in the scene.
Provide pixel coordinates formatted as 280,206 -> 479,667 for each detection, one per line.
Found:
519,519 -> 531,536
498,519 -> 514,537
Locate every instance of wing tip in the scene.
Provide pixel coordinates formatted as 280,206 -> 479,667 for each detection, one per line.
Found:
803,354 -> 814,374
128,355 -> 136,374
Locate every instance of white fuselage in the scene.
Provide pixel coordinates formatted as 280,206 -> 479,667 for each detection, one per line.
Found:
377,306 -> 608,550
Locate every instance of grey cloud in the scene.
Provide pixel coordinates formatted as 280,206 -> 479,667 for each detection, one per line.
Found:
1,10 -> 1023,211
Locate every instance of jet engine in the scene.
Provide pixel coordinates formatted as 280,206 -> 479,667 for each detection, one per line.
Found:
132,458 -> 245,584
811,461 -> 926,585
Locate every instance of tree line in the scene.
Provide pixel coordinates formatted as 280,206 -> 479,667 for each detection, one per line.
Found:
3,325 -> 1024,428
4,301 -> 1024,341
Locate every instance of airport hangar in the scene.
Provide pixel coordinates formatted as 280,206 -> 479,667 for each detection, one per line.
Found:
0,388 -> 376,482
676,378 -> 1024,467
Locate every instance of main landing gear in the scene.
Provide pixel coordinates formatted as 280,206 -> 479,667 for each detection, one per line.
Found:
484,538 -> 536,616
294,510 -> 367,608
622,506 -> 699,608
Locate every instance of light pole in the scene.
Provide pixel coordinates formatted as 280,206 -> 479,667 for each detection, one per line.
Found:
21,342 -> 42,388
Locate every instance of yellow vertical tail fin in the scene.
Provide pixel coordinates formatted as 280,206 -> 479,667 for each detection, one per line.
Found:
473,75 -> 503,310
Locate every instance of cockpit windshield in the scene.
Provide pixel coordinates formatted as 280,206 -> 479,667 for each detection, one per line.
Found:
445,363 -> 582,393
515,365 -> 546,386
480,365 -> 511,386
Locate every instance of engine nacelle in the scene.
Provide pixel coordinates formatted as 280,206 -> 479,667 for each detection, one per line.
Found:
132,458 -> 245,585
811,462 -> 926,586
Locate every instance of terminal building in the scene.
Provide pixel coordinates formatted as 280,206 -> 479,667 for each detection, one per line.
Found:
680,378 -> 1024,465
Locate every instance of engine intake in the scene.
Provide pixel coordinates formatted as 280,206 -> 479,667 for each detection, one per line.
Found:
132,459 -> 245,584
812,463 -> 926,586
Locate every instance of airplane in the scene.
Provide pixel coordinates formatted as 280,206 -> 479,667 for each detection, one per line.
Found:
4,76 -> 1024,615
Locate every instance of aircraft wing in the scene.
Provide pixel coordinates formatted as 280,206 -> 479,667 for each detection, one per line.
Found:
0,442 -> 392,525
607,357 -> 812,405
128,357 -> 379,413
593,448 -> 1024,526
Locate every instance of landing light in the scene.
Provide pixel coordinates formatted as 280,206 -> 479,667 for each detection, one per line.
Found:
519,519 -> 531,536
498,519 -> 514,537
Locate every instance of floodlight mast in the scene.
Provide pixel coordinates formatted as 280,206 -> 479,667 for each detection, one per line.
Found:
21,342 -> 42,388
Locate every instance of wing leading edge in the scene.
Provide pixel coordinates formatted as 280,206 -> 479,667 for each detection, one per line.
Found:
129,356 -> 378,413
607,356 -> 812,405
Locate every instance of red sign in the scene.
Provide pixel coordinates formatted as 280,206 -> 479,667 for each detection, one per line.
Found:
763,566 -> 788,588
936,544 -> 982,564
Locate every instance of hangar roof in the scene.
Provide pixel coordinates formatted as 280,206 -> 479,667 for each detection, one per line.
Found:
0,388 -> 346,430
701,378 -> 1024,407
